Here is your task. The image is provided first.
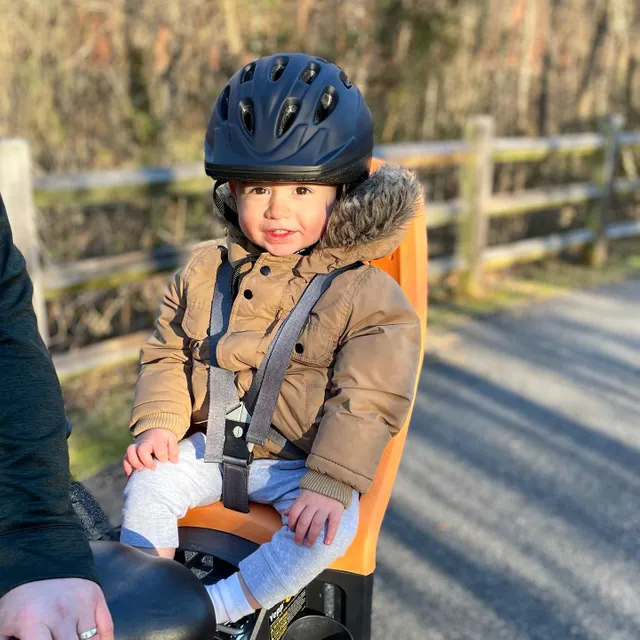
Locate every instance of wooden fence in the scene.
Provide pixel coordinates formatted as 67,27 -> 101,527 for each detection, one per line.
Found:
1,114 -> 639,379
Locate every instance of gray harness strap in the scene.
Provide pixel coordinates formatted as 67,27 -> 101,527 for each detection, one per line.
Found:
204,258 -> 237,464
244,268 -> 353,448
203,257 -> 292,466
204,257 -> 256,512
205,255 -> 357,512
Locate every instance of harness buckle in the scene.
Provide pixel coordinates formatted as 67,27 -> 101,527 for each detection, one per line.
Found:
223,404 -> 254,467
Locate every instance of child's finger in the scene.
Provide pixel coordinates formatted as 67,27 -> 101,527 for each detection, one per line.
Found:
294,508 -> 314,546
154,440 -> 169,463
287,501 -> 303,531
137,441 -> 157,469
325,511 -> 342,545
126,444 -> 144,471
305,510 -> 328,547
168,436 -> 179,463
123,458 -> 133,476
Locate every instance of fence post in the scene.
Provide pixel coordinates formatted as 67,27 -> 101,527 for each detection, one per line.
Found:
585,113 -> 624,267
0,139 -> 49,345
457,115 -> 495,296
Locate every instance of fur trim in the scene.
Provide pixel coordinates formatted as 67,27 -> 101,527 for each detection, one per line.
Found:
320,163 -> 422,250
212,163 -> 422,254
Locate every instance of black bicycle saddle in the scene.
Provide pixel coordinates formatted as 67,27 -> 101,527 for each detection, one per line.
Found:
91,541 -> 216,640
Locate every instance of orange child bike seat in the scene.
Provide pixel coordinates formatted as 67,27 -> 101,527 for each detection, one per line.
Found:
178,157 -> 428,577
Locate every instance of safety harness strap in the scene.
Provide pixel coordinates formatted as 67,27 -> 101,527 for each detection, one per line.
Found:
204,257 -> 237,464
244,267 -> 355,447
205,253 -> 357,513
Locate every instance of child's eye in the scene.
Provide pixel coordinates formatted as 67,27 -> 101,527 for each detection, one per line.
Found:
249,186 -> 268,195
295,186 -> 311,195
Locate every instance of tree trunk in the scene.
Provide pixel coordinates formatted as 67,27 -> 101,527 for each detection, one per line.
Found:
222,0 -> 243,57
517,0 -> 537,134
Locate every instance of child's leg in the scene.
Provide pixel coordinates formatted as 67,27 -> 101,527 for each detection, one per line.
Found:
120,432 -> 222,558
208,459 -> 359,622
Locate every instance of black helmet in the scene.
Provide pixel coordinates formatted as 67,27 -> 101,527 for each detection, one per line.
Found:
204,53 -> 373,184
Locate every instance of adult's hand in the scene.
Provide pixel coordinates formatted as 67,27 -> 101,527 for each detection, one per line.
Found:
0,578 -> 114,640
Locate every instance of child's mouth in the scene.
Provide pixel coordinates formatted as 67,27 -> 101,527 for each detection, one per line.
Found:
264,230 -> 295,242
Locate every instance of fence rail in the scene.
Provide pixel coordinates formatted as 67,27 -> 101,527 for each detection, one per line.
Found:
1,114 -> 639,378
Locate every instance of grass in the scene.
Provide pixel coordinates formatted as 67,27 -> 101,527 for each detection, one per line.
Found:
63,236 -> 640,480
64,363 -> 138,480
428,236 -> 640,328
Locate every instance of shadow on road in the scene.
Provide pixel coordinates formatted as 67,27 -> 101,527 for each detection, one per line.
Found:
376,281 -> 640,639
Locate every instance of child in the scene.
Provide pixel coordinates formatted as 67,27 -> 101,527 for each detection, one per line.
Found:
120,52 -> 423,636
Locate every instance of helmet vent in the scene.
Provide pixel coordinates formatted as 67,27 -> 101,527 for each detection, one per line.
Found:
299,63 -> 320,85
314,86 -> 339,123
277,98 -> 300,137
239,100 -> 254,135
270,57 -> 289,81
218,86 -> 231,121
339,70 -> 352,88
241,62 -> 256,83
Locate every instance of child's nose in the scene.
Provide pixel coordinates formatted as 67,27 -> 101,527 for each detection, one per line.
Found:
266,196 -> 291,219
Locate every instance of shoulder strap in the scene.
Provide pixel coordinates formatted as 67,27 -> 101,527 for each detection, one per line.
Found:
245,264 -> 359,448
204,258 -> 359,495
204,254 -> 238,463
204,258 -> 359,513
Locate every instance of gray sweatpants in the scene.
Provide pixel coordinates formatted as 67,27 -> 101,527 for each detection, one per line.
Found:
120,432 -> 359,609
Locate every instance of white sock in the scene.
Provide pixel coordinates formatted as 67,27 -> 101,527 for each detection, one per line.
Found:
206,573 -> 255,624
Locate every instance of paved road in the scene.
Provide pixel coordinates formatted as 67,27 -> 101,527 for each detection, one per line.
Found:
373,278 -> 640,639
85,278 -> 640,639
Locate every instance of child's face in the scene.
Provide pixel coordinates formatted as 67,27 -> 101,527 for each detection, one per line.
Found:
231,182 -> 338,256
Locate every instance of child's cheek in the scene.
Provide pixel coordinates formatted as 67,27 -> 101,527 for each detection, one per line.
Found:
238,212 -> 259,244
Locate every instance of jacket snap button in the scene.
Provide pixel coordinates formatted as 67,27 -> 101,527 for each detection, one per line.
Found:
295,343 -> 304,354
260,266 -> 271,276
244,289 -> 253,300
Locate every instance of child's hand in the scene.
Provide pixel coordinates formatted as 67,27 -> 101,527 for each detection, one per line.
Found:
285,489 -> 345,547
123,428 -> 179,477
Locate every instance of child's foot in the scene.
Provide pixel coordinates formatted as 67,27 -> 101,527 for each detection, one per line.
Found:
216,613 -> 258,638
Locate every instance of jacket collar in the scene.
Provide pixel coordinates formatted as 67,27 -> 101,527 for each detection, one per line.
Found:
226,238 -> 344,277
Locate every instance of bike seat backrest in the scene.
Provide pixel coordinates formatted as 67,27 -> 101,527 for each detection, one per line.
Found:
91,541 -> 216,640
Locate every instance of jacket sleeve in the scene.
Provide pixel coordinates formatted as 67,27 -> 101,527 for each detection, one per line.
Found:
129,269 -> 194,439
300,267 -> 422,506
0,196 -> 99,598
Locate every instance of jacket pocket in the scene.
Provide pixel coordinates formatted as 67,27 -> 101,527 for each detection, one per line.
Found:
181,303 -> 211,423
182,301 -> 212,365
290,321 -> 336,367
182,301 -> 210,341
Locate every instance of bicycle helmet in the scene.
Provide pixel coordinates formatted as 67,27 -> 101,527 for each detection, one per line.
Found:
204,53 -> 373,185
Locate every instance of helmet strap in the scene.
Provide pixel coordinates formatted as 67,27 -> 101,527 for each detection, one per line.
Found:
213,180 -> 239,227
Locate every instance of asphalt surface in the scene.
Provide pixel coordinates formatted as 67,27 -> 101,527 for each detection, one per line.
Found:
85,278 -> 640,639
373,278 -> 640,639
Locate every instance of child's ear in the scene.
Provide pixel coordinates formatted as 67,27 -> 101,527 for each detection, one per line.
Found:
228,181 -> 237,196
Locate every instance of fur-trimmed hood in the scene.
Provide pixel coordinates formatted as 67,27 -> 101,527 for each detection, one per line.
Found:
213,163 -> 423,265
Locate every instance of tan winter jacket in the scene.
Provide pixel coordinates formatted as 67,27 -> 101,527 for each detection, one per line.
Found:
129,163 -> 423,507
